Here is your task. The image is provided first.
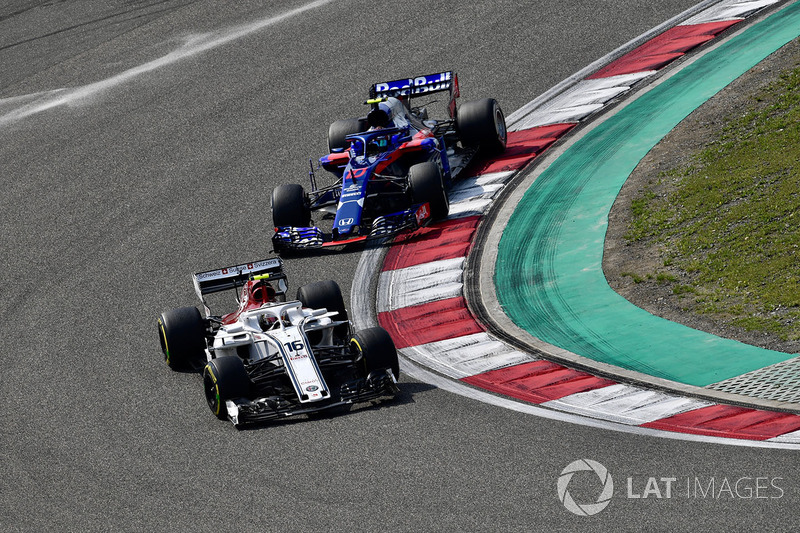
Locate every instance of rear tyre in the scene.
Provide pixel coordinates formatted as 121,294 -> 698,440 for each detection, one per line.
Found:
351,327 -> 399,380
271,183 -> 310,228
328,118 -> 367,152
409,161 -> 449,220
203,356 -> 250,420
157,307 -> 206,370
457,98 -> 507,155
297,280 -> 349,339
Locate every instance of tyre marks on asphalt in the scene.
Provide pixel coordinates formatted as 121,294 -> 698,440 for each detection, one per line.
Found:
374,0 -> 800,444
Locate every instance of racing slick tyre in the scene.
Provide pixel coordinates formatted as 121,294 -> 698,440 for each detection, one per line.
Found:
351,327 -> 399,380
297,280 -> 349,340
457,98 -> 507,156
157,306 -> 206,371
272,183 -> 311,228
409,161 -> 449,220
203,355 -> 251,420
328,118 -> 368,152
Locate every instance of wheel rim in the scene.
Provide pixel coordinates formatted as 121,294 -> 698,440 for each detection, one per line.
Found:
494,105 -> 507,145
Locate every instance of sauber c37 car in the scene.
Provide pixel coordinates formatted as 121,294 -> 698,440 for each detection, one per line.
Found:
271,71 -> 507,251
157,258 -> 399,426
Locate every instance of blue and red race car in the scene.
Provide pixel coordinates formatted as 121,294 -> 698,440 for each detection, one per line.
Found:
271,71 -> 507,251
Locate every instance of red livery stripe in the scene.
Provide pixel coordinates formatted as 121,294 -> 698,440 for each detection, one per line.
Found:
321,235 -> 368,247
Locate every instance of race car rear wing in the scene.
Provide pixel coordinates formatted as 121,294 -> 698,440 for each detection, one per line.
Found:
192,258 -> 288,308
370,71 -> 460,118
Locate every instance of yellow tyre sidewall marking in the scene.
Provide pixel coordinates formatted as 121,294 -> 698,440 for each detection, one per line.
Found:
350,338 -> 363,353
206,365 -> 221,416
158,318 -> 171,365
350,338 -> 367,372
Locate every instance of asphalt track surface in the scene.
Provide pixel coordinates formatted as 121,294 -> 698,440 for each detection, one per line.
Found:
1,1 -> 796,531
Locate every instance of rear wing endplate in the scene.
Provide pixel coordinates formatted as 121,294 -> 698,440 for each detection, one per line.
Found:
192,258 -> 288,307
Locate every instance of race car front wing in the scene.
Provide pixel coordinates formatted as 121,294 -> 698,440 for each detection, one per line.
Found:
272,203 -> 431,250
224,369 -> 398,426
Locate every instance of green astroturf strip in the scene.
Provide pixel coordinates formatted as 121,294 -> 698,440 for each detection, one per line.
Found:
496,3 -> 800,387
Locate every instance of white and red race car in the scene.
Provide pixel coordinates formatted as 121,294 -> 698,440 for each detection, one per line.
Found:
157,258 -> 398,426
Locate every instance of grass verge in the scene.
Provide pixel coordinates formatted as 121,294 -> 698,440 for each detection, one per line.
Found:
625,59 -> 800,341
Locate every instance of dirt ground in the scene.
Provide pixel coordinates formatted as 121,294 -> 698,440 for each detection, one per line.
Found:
602,37 -> 800,354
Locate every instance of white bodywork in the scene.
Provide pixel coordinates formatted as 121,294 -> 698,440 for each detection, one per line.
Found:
210,301 -> 340,403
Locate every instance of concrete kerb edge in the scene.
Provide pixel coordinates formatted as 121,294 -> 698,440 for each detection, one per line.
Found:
469,0 -> 800,416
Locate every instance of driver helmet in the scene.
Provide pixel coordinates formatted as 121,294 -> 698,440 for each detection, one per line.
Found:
250,280 -> 275,304
367,101 -> 393,129
258,313 -> 277,331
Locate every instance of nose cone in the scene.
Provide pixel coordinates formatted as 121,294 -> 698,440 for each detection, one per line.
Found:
334,216 -> 359,236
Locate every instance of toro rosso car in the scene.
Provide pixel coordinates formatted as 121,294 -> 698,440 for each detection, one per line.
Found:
157,258 -> 399,426
271,71 -> 507,251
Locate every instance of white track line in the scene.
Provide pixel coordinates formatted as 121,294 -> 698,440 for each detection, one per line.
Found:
0,0 -> 333,127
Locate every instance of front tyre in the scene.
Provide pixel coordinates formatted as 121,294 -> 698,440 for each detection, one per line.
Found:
351,327 -> 399,380
409,161 -> 449,220
203,356 -> 250,420
328,118 -> 367,152
457,98 -> 507,155
157,307 -> 206,370
271,183 -> 310,228
297,280 -> 349,339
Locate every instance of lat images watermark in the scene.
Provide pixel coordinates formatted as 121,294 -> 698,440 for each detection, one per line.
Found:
557,459 -> 785,516
557,459 -> 614,516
